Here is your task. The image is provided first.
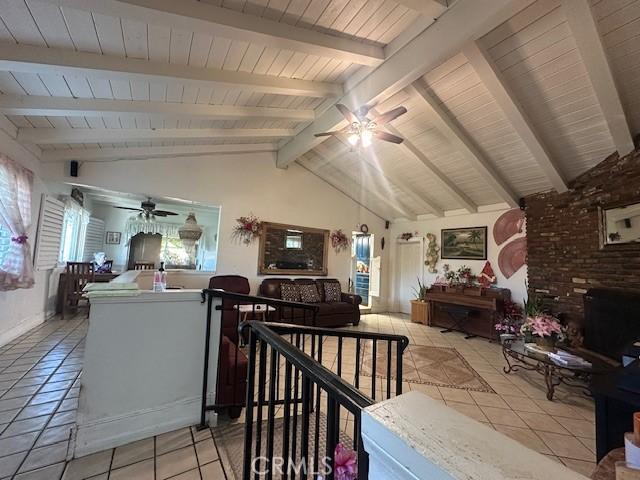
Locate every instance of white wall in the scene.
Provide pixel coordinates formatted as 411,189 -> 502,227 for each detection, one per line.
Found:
0,128 -> 63,344
43,153 -> 390,311
388,206 -> 527,312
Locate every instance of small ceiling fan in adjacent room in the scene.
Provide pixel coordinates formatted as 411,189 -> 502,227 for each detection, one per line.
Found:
314,104 -> 408,147
114,197 -> 179,221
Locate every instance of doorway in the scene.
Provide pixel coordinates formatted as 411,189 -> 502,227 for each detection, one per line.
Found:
352,233 -> 373,307
396,239 -> 423,314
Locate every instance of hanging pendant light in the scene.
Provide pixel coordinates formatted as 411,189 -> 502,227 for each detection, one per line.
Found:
179,212 -> 203,253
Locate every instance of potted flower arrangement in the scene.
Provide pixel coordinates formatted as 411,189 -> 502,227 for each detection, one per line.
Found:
521,313 -> 564,351
412,277 -> 429,302
495,300 -> 523,344
457,265 -> 476,287
442,264 -> 478,293
520,289 -> 544,343
411,277 -> 430,324
232,214 -> 262,245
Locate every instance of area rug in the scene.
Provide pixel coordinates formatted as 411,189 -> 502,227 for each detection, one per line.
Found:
213,412 -> 352,480
360,343 -> 495,393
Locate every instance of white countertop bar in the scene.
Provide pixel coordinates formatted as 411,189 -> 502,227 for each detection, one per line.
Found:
74,286 -> 220,458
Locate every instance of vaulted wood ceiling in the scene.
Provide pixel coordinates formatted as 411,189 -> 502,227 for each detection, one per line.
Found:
0,0 -> 638,221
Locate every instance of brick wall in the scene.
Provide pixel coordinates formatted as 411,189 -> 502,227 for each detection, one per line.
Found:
526,148 -> 640,324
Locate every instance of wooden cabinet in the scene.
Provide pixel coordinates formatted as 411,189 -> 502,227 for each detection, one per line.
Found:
425,288 -> 510,340
410,300 -> 429,325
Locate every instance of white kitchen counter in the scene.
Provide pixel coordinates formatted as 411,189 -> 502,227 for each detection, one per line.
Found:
111,269 -> 214,290
73,289 -> 221,457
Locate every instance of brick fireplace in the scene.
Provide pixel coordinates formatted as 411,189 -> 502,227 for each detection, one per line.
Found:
526,147 -> 640,325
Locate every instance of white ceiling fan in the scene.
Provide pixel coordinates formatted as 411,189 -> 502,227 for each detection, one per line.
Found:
314,104 -> 408,147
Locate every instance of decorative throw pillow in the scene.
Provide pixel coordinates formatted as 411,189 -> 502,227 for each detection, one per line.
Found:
299,284 -> 321,303
324,282 -> 342,302
280,283 -> 300,302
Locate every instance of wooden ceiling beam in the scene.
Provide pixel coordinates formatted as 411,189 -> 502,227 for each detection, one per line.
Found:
40,144 -> 276,162
298,160 -> 393,221
373,107 -> 478,213
18,127 -> 294,144
0,95 -> 314,122
393,0 -> 449,17
328,138 -> 445,217
276,0 -> 518,168
408,81 -> 519,207
561,0 -> 635,157
462,42 -> 568,193
39,0 -> 384,66
308,145 -> 417,220
0,44 -> 342,98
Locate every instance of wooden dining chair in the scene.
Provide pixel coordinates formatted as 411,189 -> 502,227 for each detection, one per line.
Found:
62,262 -> 95,319
134,262 -> 156,270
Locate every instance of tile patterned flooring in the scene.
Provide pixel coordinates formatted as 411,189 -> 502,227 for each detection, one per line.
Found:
0,312 -> 597,479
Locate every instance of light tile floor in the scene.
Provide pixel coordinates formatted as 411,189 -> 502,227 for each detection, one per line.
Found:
344,313 -> 597,477
0,312 -> 597,479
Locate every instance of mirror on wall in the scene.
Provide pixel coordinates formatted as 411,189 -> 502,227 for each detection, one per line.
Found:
599,201 -> 640,248
258,222 -> 329,276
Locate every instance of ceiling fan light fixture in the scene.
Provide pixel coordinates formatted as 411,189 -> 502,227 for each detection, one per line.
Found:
137,211 -> 156,223
314,103 -> 407,147
361,129 -> 373,148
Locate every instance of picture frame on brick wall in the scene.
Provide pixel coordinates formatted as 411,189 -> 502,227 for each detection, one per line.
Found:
598,201 -> 640,250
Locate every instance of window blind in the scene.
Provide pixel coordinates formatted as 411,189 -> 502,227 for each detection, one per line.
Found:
83,217 -> 105,262
33,194 -> 65,271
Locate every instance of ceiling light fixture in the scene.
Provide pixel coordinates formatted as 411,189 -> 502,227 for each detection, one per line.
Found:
179,212 -> 203,254
346,120 -> 376,148
314,104 -> 407,147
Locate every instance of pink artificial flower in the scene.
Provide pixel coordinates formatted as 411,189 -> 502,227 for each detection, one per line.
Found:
530,314 -> 562,337
334,443 -> 357,480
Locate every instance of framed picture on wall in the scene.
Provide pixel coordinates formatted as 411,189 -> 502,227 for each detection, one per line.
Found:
441,227 -> 487,260
105,231 -> 122,245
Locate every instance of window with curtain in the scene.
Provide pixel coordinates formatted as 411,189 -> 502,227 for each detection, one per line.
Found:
59,199 -> 90,263
0,154 -> 35,291
0,225 -> 10,265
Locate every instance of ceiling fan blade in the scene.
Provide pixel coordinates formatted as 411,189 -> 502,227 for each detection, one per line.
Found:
115,206 -> 143,212
374,130 -> 404,144
373,106 -> 408,125
314,129 -> 347,137
335,104 -> 358,124
152,210 -> 178,216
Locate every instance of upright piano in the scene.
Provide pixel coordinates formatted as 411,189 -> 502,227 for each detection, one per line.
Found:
425,287 -> 510,340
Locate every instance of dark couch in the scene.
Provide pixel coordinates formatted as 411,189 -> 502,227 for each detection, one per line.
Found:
259,278 -> 361,327
208,275 -> 249,418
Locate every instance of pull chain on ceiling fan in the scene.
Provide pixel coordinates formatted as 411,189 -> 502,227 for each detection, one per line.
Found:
314,104 -> 408,147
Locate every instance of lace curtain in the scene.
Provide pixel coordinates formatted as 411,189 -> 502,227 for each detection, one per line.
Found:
0,155 -> 34,291
124,219 -> 181,244
60,198 -> 90,262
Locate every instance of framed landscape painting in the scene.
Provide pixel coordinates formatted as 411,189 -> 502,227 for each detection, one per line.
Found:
441,227 -> 487,260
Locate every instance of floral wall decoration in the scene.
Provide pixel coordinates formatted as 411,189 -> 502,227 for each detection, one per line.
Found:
232,214 -> 262,245
330,229 -> 351,253
425,233 -> 439,273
